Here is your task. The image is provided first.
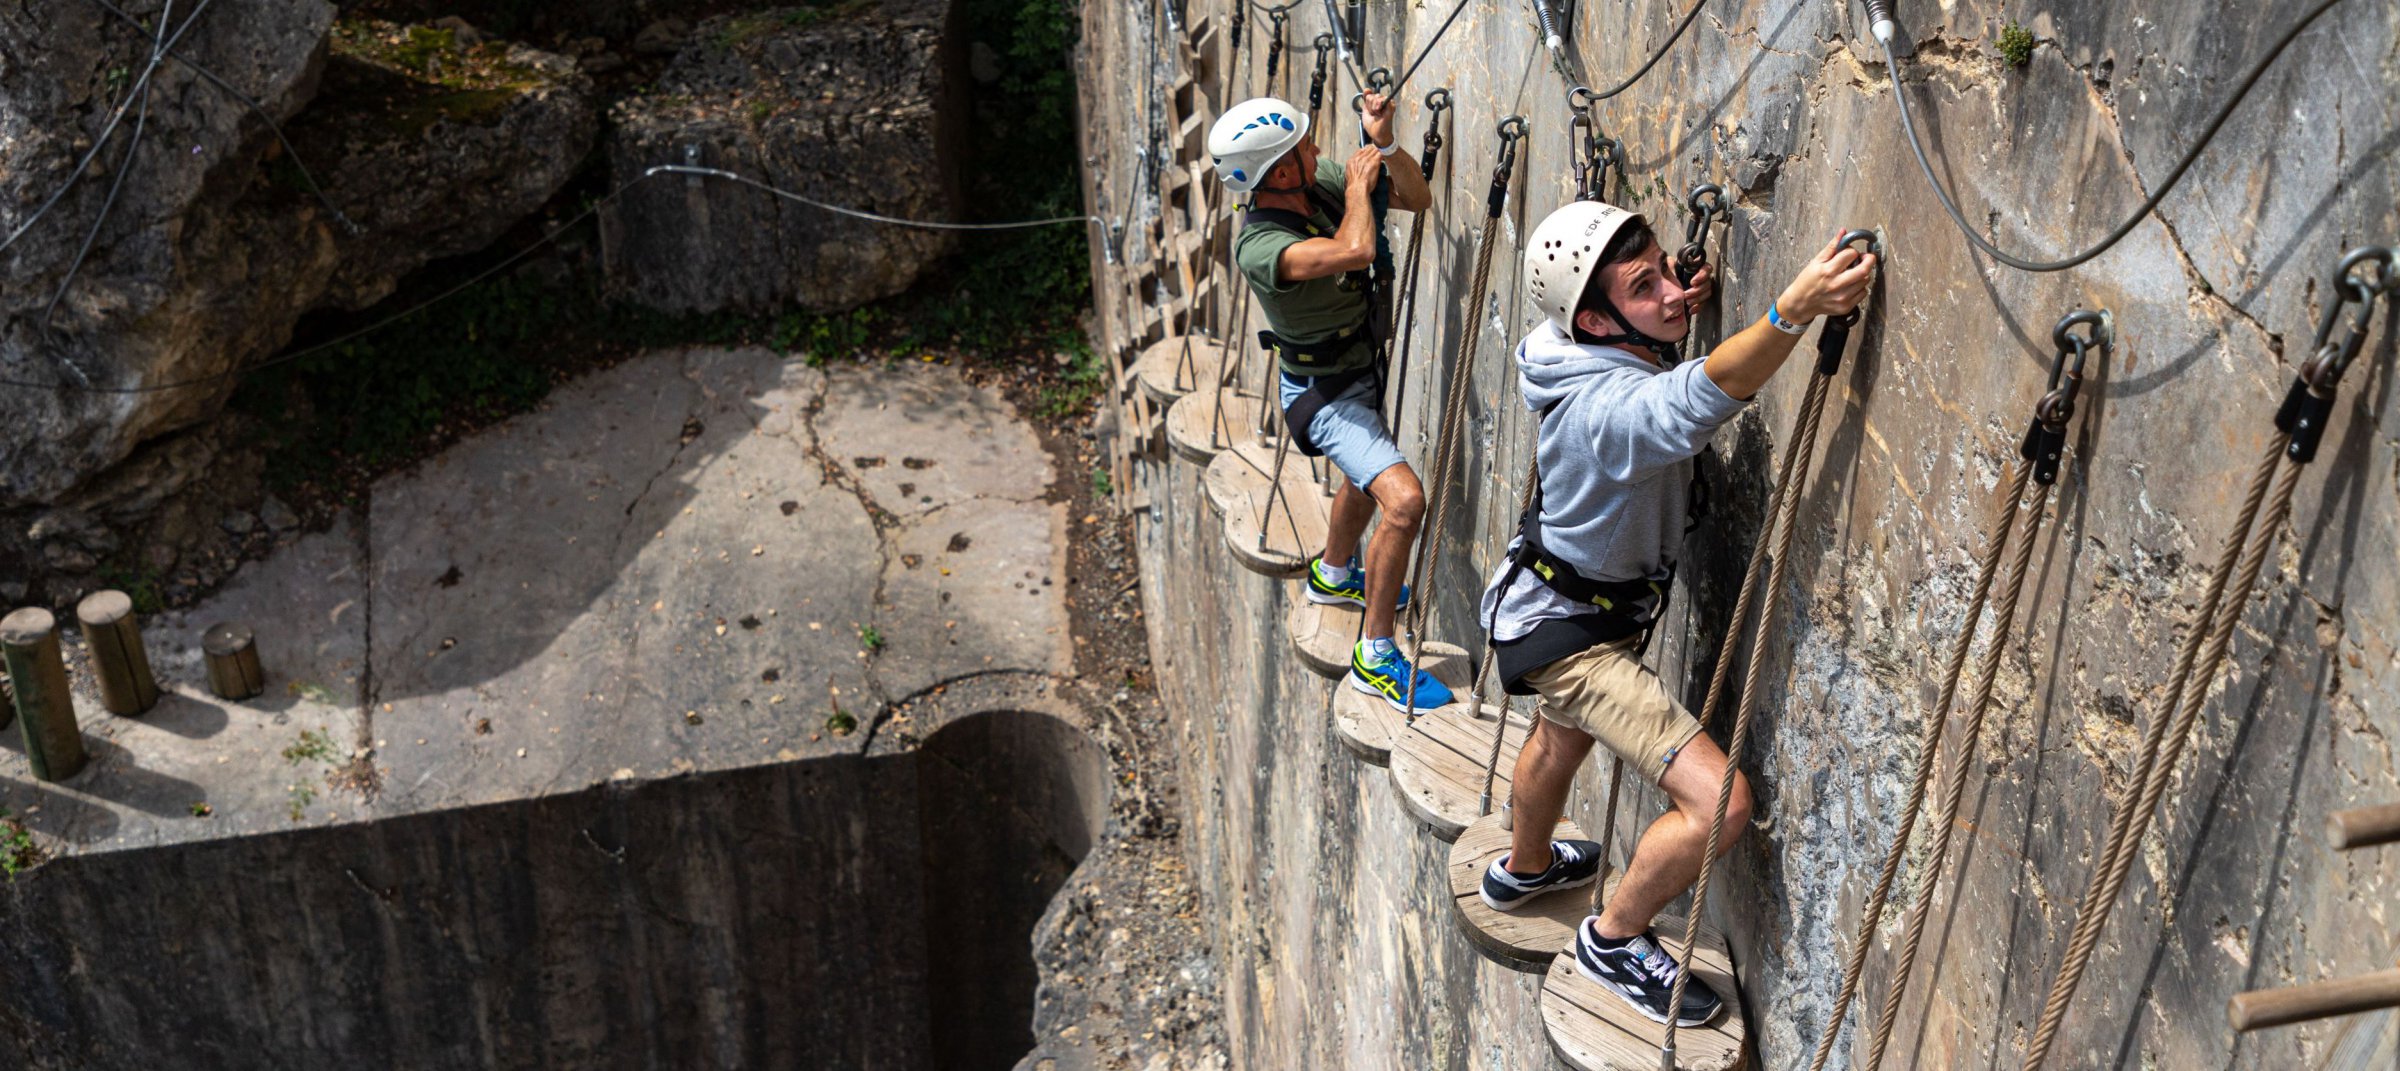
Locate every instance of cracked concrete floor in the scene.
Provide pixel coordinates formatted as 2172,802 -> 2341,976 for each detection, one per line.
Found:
0,347 -> 1068,852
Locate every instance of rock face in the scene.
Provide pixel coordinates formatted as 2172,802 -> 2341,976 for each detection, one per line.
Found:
1089,1 -> 2400,1069
0,5 -> 596,597
600,1 -> 959,315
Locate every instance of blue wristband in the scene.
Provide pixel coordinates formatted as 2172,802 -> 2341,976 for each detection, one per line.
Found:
1768,302 -> 1810,335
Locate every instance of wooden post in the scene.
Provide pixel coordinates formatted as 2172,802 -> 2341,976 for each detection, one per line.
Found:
76,590 -> 158,716
2230,968 -> 2400,1032
202,623 -> 265,701
0,608 -> 87,782
2327,802 -> 2400,851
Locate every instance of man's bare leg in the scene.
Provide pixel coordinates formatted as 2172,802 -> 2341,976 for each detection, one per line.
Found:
1321,480 -> 1374,575
1505,716 -> 1595,873
1359,463 -> 1425,640
1594,732 -> 1753,939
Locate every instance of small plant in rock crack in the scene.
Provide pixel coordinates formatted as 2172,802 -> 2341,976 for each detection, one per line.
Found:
287,782 -> 318,823
1090,465 -> 1113,497
282,728 -> 338,765
1998,22 -> 2036,68
0,809 -> 41,880
857,624 -> 884,652
825,702 -> 858,736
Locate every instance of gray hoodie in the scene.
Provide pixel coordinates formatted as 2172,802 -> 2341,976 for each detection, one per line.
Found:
1478,321 -> 1748,642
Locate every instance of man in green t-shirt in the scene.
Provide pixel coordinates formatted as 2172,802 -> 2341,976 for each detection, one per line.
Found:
1205,93 -> 1445,712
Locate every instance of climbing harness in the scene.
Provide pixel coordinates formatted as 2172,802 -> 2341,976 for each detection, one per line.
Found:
1817,311 -> 2105,1071
1398,116 -> 1527,728
2018,245 -> 2397,1070
1655,230 -> 1880,1069
1858,0 -> 2351,273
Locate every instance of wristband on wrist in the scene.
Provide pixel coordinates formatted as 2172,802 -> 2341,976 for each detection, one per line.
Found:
1767,302 -> 1810,335
1375,141 -> 1399,157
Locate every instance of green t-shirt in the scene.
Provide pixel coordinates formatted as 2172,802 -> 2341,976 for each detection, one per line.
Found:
1234,157 -> 1374,376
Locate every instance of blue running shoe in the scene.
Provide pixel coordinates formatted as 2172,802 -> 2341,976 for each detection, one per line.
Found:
1305,555 -> 1411,610
1348,642 -> 1453,713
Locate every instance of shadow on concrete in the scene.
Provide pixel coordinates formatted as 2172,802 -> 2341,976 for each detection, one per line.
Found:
0,706 -> 1108,1071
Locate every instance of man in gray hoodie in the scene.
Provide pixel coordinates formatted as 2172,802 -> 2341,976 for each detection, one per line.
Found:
1470,199 -> 1874,1027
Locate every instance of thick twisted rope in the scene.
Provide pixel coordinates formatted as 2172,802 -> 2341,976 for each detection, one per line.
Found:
1399,206 -> 1505,725
2020,434 -> 2297,1068
1661,357 -> 1837,1061
1861,473 -> 2057,1070
1805,459 -> 2032,1071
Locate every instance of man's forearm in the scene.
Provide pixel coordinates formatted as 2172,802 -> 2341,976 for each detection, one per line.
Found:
1381,149 -> 1433,212
1700,314 -> 1807,401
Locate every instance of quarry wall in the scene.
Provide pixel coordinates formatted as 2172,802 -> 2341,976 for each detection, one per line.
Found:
1084,1 -> 2400,1068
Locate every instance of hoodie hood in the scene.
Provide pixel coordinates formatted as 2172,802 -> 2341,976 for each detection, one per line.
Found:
1515,320 -> 1664,415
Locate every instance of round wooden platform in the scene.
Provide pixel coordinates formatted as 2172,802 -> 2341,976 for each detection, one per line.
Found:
1541,918 -> 1747,1070
1165,387 -> 1267,465
1202,440 -> 1327,578
1389,699 -> 1530,841
1449,813 -> 1601,971
1132,335 -> 1232,406
1331,640 -> 1469,763
1285,590 -> 1362,678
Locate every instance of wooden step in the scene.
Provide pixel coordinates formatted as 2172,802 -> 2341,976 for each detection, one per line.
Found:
1165,386 -> 1265,465
1331,640 -> 1468,762
1449,813 -> 1598,971
1132,335 -> 1231,406
1541,922 -> 1748,1070
1204,439 -> 1328,578
1285,589 -> 1362,678
1389,699 -> 1529,840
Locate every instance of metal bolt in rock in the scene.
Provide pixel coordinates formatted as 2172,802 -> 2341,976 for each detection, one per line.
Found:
1,608 -> 88,782
202,622 -> 265,701
77,590 -> 159,716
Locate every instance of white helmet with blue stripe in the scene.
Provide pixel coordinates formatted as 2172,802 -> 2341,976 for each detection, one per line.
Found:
1207,97 -> 1310,193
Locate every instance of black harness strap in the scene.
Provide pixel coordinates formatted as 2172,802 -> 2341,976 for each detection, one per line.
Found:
1491,401 -> 1707,695
1245,182 -> 1390,456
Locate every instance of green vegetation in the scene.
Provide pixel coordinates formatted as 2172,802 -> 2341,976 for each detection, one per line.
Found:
1037,333 -> 1105,418
1090,465 -> 1112,497
857,623 -> 885,651
0,810 -> 39,880
282,727 -> 339,765
95,561 -> 164,614
1998,22 -> 2035,68
940,0 -> 1090,352
825,703 -> 858,736
718,2 -> 869,48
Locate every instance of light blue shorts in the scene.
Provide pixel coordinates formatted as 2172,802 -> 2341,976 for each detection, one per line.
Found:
1279,371 -> 1408,492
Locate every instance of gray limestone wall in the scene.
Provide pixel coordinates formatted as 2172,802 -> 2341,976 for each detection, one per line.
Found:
0,708 -> 1106,1071
1091,1 -> 2400,1068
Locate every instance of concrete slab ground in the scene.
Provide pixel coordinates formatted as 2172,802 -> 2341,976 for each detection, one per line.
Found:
0,348 -> 1067,853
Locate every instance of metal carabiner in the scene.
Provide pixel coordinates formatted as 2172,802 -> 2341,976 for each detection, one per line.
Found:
1488,115 -> 1528,216
1418,87 -> 1452,180
1677,183 -> 1727,282
1266,10 -> 1288,80
2299,245 -> 2399,392
2041,310 -> 2109,428
1827,229 -> 1881,327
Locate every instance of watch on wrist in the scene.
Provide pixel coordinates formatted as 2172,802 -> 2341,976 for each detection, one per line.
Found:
1768,302 -> 1810,335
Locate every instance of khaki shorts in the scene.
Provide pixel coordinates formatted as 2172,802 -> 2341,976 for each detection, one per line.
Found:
1523,636 -> 1704,784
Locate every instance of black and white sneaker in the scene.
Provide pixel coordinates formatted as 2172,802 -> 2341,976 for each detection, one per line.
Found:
1572,920 -> 1723,1027
1479,839 -> 1603,912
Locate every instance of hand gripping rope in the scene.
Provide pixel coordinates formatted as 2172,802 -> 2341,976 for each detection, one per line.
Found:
1835,311 -> 2105,1071
1658,229 -> 1879,1071
1566,87 -> 1627,203
2019,245 -> 2397,1070
1398,116 -> 1526,729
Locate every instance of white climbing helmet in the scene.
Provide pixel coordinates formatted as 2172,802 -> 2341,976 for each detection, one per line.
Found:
1524,199 -> 1647,334
1207,97 -> 1310,193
